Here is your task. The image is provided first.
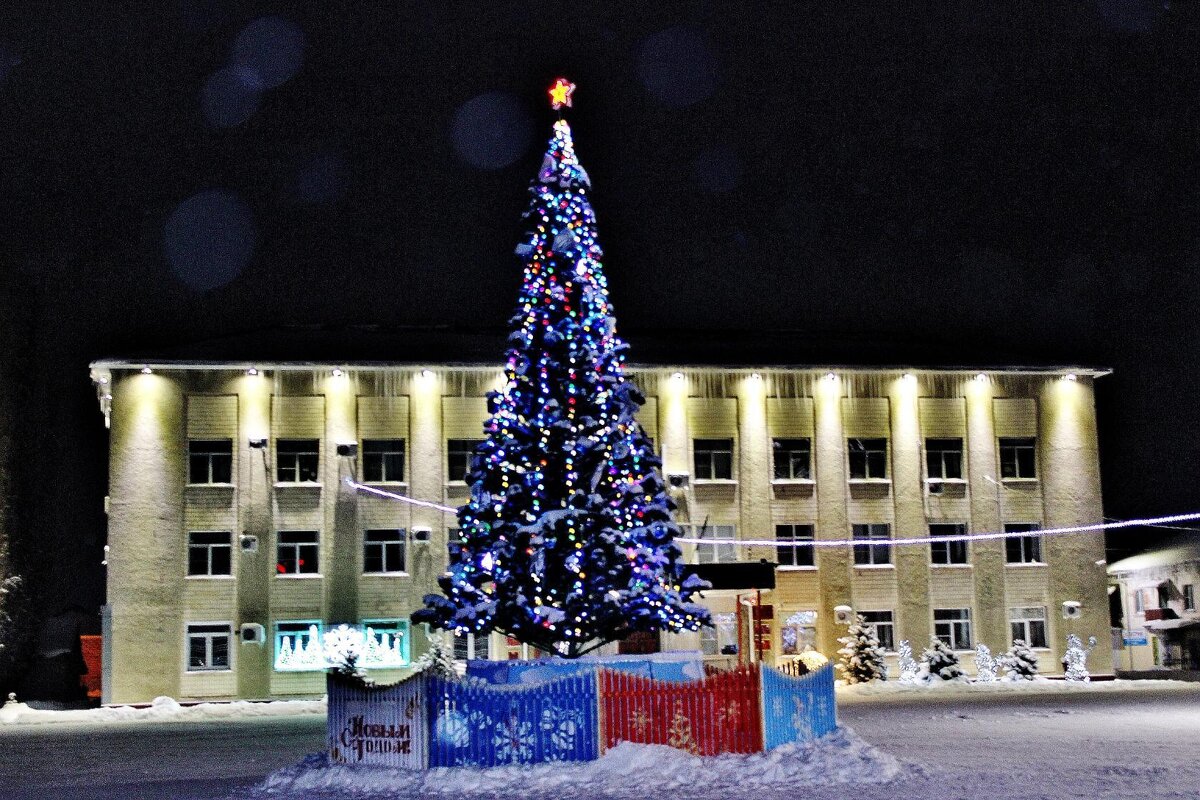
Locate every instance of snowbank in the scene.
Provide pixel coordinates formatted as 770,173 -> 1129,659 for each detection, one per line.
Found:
0,695 -> 326,726
257,727 -> 900,799
838,677 -> 1188,698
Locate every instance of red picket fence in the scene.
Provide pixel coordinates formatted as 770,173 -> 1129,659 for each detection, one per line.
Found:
599,664 -> 762,756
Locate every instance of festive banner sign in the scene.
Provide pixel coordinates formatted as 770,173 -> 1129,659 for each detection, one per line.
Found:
327,673 -> 428,769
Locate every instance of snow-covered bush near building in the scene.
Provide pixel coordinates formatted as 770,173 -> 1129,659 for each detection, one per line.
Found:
920,638 -> 965,681
896,640 -> 921,684
1064,634 -> 1097,682
973,644 -> 998,683
411,631 -> 458,678
836,615 -> 887,684
999,639 -> 1040,681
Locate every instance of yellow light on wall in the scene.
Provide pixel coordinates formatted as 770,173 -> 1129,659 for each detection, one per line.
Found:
974,373 -> 987,382
1064,373 -> 1078,382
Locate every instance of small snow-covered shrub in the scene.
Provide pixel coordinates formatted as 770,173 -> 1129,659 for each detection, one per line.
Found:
974,644 -> 998,682
798,650 -> 830,672
837,615 -> 888,684
411,631 -> 457,679
921,637 -> 965,681
896,640 -> 921,684
1000,639 -> 1040,681
1064,634 -> 1097,682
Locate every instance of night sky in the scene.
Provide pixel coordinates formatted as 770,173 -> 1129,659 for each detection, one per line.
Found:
2,1 -> 1199,612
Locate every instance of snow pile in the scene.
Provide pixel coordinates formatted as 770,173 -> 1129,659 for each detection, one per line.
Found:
257,727 -> 900,799
0,695 -> 326,726
839,677 -> 1187,698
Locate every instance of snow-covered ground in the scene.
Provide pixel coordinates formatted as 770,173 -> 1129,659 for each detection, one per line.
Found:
0,695 -> 325,726
837,675 -> 1188,698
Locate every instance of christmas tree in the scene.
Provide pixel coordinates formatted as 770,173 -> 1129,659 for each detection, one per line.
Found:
973,643 -> 998,683
836,614 -> 888,684
1063,634 -> 1096,682
896,640 -> 921,683
1000,639 -> 1040,681
415,80 -> 711,658
921,637 -> 965,681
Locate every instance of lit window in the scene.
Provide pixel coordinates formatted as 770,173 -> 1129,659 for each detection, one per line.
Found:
276,531 -> 320,575
775,524 -> 815,567
929,523 -> 968,565
693,439 -> 734,480
361,620 -> 411,668
188,531 -> 232,576
1185,585 -> 1195,612
274,621 -> 323,671
852,523 -> 891,565
1133,589 -> 1145,613
772,438 -> 811,480
925,438 -> 963,480
998,437 -> 1037,479
188,439 -> 232,484
692,524 -> 737,564
362,439 -> 405,482
1004,523 -> 1042,564
860,611 -> 895,651
276,439 -> 319,483
447,439 -> 482,483
848,438 -> 888,479
934,608 -> 972,650
363,529 -> 406,574
1009,607 -> 1047,649
186,623 -> 232,671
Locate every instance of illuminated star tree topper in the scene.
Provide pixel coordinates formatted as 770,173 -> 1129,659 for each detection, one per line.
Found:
414,82 -> 711,658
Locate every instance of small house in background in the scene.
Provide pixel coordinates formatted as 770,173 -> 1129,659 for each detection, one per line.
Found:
1109,536 -> 1200,679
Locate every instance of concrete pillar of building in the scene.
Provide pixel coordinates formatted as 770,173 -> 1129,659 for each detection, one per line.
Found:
659,371 -> 689,480
736,373 -> 772,658
324,370 -> 359,623
889,375 -> 932,647
108,370 -> 185,703
966,376 -> 1007,655
814,374 -> 850,657
408,369 -> 443,662
1039,376 -> 1111,673
237,371 -> 272,699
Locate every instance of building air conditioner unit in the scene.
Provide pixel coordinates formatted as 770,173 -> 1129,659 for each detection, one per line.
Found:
667,473 -> 690,488
248,437 -> 268,449
834,605 -> 854,625
1062,601 -> 1082,620
336,442 -> 358,457
927,480 -> 944,495
240,623 -> 265,645
240,534 -> 258,554
411,526 -> 432,544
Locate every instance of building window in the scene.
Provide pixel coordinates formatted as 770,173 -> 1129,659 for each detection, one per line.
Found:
186,623 -> 232,671
1158,584 -> 1171,609
700,625 -> 719,656
187,531 -> 232,576
1133,588 -> 1145,613
276,439 -> 319,483
772,438 -> 811,480
276,531 -> 319,575
934,608 -> 973,650
1185,585 -> 1195,612
363,529 -> 406,574
925,438 -> 963,480
693,439 -> 733,480
848,438 -> 888,479
1009,606 -> 1047,649
929,523 -> 968,565
781,610 -> 818,655
362,439 -> 405,482
362,620 -> 411,668
860,611 -> 895,652
188,439 -> 232,484
852,523 -> 891,566
1004,523 -> 1042,564
998,437 -> 1037,479
453,631 -> 489,661
692,524 -> 737,564
775,524 -> 815,567
447,439 -> 482,483
274,621 -> 323,671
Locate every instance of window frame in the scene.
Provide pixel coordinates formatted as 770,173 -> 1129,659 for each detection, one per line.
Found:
1185,584 -> 1195,612
852,523 -> 892,566
775,524 -> 815,568
929,523 -> 969,566
362,619 -> 412,668
933,608 -> 973,651
771,438 -> 812,481
924,437 -> 964,481
275,438 -> 320,484
187,530 -> 233,577
847,437 -> 888,480
187,439 -> 233,485
185,622 -> 233,673
692,523 -> 737,564
276,530 -> 321,576
1133,588 -> 1145,613
363,529 -> 407,575
1004,523 -> 1043,564
446,439 -> 483,484
693,438 -> 734,481
274,620 -> 324,672
361,439 -> 406,483
1009,606 -> 1048,649
998,437 -> 1037,480
860,610 -> 895,652
452,630 -> 490,662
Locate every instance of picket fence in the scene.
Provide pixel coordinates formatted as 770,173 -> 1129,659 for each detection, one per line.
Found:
327,663 -> 837,769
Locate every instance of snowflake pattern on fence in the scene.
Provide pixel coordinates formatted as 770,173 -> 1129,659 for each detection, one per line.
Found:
790,695 -> 813,740
493,715 -> 536,763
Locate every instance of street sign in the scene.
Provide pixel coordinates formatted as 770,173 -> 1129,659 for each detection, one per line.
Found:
1123,629 -> 1148,646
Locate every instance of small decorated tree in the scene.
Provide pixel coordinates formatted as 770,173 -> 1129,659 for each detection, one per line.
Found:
922,637 -> 965,681
1064,634 -> 1097,682
973,643 -> 998,683
1000,639 -> 1040,681
837,614 -> 888,684
897,640 -> 921,684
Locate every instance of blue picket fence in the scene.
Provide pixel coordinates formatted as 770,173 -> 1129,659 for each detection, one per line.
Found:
761,663 -> 837,749
426,671 -> 600,767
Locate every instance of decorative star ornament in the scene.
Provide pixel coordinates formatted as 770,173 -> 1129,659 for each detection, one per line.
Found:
548,78 -> 575,110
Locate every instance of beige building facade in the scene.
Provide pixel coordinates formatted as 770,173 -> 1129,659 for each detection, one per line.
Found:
91,361 -> 1113,702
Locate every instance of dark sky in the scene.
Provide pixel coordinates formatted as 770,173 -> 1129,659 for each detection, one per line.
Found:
2,1 -> 1199,610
